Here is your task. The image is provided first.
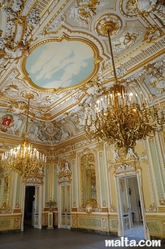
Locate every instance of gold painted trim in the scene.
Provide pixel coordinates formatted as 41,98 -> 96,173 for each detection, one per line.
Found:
22,35 -> 101,93
45,25 -> 108,60
146,214 -> 165,218
100,49 -> 165,85
43,0 -> 70,32
108,214 -> 118,217
72,208 -> 77,212
0,214 -> 22,217
33,90 -> 86,121
38,0 -> 55,18
0,133 -> 86,152
101,208 -> 109,212
13,209 -> 21,213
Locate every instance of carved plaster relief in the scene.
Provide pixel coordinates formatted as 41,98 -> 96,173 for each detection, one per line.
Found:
29,122 -> 70,145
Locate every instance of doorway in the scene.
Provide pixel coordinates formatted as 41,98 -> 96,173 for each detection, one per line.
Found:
22,184 -> 43,231
59,185 -> 71,229
118,175 -> 145,239
24,186 -> 35,226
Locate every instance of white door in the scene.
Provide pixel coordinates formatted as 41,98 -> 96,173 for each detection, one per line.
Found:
60,185 -> 71,229
33,186 -> 42,229
118,175 -> 146,239
119,178 -> 133,235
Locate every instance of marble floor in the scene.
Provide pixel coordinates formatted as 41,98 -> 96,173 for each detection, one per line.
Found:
124,222 -> 144,239
0,225 -> 156,249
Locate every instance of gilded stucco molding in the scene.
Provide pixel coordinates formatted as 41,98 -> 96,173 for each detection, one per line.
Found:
159,197 -> 165,205
0,1 -> 41,74
147,163 -> 156,205
67,0 -> 109,27
35,0 -> 56,18
110,204 -> 117,213
120,0 -> 165,34
102,217 -> 108,231
42,0 -> 70,35
95,14 -> 122,37
110,219 -> 118,231
146,203 -> 157,213
107,147 -> 140,174
0,169 -> 12,213
57,160 -> 72,184
162,220 -> 165,236
147,221 -> 161,235
119,0 -> 138,18
0,215 -> 21,231
119,39 -> 165,78
78,147 -> 101,213
70,151 -> 76,160
96,141 -> 104,151
25,176 -> 44,185
36,24 -> 107,62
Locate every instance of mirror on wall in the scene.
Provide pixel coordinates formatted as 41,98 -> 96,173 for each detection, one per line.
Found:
80,152 -> 97,210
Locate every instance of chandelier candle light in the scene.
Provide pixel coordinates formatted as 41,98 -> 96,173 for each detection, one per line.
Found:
84,22 -> 165,153
1,93 -> 46,179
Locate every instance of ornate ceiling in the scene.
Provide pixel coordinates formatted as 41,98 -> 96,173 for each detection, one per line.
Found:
0,0 -> 165,148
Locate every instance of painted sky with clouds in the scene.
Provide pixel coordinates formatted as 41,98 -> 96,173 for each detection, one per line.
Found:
25,40 -> 95,89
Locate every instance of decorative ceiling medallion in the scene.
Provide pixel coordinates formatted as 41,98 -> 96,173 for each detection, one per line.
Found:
23,37 -> 100,92
95,14 -> 122,37
20,90 -> 39,100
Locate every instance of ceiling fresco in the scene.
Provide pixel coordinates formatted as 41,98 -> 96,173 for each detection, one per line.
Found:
0,0 -> 165,148
25,40 -> 95,89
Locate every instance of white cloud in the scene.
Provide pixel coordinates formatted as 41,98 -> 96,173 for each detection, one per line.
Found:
43,79 -> 72,88
28,40 -> 94,85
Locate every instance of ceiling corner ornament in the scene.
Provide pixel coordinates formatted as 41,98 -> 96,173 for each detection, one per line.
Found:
84,21 -> 165,153
120,0 -> 139,17
1,91 -> 46,179
137,0 -> 165,26
69,0 -> 108,26
0,2 -> 40,72
95,14 -> 122,37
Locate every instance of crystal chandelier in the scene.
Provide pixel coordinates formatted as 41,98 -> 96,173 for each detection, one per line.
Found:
84,22 -> 165,153
1,93 -> 46,179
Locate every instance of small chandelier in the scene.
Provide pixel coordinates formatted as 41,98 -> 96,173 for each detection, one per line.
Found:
84,22 -> 165,153
1,92 -> 46,179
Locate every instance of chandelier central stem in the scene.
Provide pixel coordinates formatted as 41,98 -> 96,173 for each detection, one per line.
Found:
25,98 -> 30,135
107,29 -> 117,84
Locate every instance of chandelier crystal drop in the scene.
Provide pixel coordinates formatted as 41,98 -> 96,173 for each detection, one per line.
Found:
1,93 -> 46,179
84,23 -> 165,153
